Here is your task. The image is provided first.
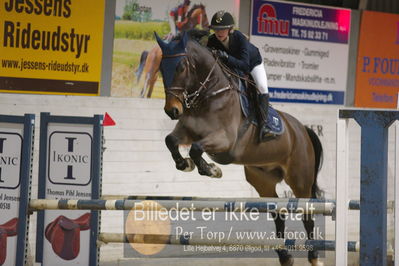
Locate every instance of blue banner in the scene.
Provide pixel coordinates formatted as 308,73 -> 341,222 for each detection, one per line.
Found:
269,87 -> 344,104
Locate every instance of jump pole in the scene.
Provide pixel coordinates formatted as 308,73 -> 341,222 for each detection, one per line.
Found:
336,118 -> 349,265
29,198 -> 335,215
101,195 -> 363,210
97,233 -> 360,252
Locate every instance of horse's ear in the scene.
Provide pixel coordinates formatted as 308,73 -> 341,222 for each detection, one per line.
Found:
178,31 -> 188,50
154,31 -> 167,50
180,31 -> 188,49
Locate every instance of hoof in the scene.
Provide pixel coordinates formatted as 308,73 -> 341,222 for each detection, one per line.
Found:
208,163 -> 222,178
139,89 -> 145,98
281,257 -> 294,266
176,158 -> 195,172
310,259 -> 324,266
277,250 -> 293,266
182,158 -> 195,172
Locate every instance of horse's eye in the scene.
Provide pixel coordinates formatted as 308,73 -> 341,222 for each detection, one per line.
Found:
176,60 -> 185,73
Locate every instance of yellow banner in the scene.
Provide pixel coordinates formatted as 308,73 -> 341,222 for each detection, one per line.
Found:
0,0 -> 105,95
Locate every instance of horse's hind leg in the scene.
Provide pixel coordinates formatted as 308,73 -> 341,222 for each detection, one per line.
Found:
165,134 -> 195,172
140,72 -> 150,98
287,174 -> 322,266
244,167 -> 294,266
271,210 -> 294,266
302,213 -> 322,266
146,70 -> 158,98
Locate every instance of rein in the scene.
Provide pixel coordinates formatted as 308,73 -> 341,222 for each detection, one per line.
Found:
217,60 -> 257,88
162,53 -> 187,58
183,57 -> 232,109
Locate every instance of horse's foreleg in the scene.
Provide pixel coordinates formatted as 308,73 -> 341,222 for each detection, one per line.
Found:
189,142 -> 222,178
165,134 -> 195,172
187,130 -> 231,178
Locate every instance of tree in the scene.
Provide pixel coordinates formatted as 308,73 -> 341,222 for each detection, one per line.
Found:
122,0 -> 139,21
122,0 -> 152,22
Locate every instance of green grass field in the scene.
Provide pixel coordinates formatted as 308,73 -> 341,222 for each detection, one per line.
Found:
113,51 -> 139,66
114,20 -> 170,40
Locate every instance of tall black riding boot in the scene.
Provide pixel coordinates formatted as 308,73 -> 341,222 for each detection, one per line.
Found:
257,93 -> 271,142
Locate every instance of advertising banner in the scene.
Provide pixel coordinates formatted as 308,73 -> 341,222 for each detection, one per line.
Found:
0,124 -> 23,266
0,114 -> 34,266
35,113 -> 102,266
43,126 -> 93,265
250,0 -> 351,104
0,0 -> 105,95
354,11 -> 399,108
111,0 -> 239,98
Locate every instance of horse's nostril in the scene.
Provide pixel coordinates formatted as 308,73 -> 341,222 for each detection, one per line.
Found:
165,107 -> 180,120
172,108 -> 179,118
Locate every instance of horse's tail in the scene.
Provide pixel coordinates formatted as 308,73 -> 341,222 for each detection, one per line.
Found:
135,50 -> 148,82
305,126 -> 324,199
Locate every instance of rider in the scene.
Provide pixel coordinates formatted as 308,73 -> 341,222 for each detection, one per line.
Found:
207,11 -> 271,142
169,0 -> 191,36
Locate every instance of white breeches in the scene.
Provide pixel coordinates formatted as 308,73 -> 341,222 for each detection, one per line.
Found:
250,62 -> 269,94
168,16 -> 177,35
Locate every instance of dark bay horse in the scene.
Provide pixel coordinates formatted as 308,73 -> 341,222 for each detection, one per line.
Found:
136,4 -> 209,98
155,31 -> 324,266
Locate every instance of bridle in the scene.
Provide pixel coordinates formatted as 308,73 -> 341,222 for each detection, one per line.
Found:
162,52 -> 233,109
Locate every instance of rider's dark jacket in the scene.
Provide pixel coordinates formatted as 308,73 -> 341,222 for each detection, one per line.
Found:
207,30 -> 262,74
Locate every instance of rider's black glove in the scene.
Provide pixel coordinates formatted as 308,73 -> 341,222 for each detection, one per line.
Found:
216,50 -> 228,61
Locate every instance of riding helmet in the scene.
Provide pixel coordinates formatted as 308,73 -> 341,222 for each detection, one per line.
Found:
210,11 -> 235,30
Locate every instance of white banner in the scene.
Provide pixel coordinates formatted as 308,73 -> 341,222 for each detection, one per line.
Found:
250,0 -> 351,104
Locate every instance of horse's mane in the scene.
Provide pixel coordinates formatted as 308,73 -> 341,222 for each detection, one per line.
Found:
184,30 -> 243,87
177,30 -> 238,86
187,4 -> 205,18
167,29 -> 240,99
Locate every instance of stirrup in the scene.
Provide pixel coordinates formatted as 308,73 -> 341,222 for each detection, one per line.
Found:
259,126 -> 274,142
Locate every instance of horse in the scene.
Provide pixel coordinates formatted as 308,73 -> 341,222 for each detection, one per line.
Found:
136,4 -> 209,98
179,3 -> 210,32
155,31 -> 324,266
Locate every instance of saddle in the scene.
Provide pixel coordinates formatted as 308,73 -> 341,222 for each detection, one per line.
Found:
0,218 -> 18,265
238,79 -> 284,136
45,213 -> 90,261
